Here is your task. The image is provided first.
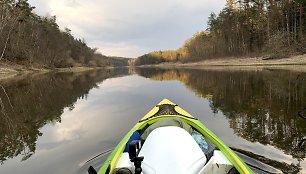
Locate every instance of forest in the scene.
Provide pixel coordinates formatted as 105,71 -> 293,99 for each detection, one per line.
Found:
135,0 -> 306,65
2,0 -> 305,67
0,0 -> 114,68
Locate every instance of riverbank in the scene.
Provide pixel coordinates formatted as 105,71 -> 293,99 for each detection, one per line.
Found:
138,54 -> 306,71
0,62 -> 107,80
153,54 -> 306,67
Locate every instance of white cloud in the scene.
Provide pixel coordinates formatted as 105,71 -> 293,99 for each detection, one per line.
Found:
29,0 -> 226,57
89,40 -> 148,58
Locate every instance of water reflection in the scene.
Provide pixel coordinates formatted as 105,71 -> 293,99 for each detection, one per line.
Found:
136,68 -> 306,172
0,68 -> 128,164
0,67 -> 305,173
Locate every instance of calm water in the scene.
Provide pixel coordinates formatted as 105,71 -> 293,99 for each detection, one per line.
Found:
0,67 -> 306,174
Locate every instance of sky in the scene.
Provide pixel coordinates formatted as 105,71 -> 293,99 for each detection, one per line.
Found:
28,0 -> 226,58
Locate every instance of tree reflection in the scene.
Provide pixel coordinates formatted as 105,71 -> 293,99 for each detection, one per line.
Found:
137,68 -> 306,163
0,68 -> 128,164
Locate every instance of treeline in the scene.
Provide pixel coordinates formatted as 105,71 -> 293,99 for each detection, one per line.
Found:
0,0 -> 110,68
110,56 -> 133,67
186,0 -> 306,61
136,0 -> 306,65
134,50 -> 183,65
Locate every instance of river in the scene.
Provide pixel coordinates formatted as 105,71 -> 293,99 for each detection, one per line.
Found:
0,67 -> 305,174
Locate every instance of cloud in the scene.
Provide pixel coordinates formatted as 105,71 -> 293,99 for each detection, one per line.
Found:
29,0 -> 226,57
90,41 -> 148,57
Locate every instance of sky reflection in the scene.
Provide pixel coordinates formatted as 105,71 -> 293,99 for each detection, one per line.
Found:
0,69 -> 305,173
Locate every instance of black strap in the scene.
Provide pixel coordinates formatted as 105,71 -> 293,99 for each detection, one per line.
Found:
88,166 -> 97,174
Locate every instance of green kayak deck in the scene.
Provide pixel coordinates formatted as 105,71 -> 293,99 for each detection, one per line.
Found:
97,99 -> 254,174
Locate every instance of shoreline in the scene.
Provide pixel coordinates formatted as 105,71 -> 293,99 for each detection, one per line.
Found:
188,54 -> 306,66
0,62 -> 110,80
2,54 -> 306,78
152,54 -> 306,67
138,54 -> 306,72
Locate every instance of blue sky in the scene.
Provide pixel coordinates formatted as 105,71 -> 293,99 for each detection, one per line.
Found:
28,0 -> 226,58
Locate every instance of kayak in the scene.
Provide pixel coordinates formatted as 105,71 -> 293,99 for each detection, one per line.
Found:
90,99 -> 255,174
91,99 -> 255,174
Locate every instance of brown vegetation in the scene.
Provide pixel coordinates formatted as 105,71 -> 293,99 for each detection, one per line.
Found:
0,0 -> 122,68
135,0 -> 306,65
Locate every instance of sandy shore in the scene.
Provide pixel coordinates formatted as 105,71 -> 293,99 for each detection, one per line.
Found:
141,54 -> 306,72
183,54 -> 306,66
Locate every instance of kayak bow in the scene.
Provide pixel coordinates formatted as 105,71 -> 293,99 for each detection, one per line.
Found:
96,99 -> 255,174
